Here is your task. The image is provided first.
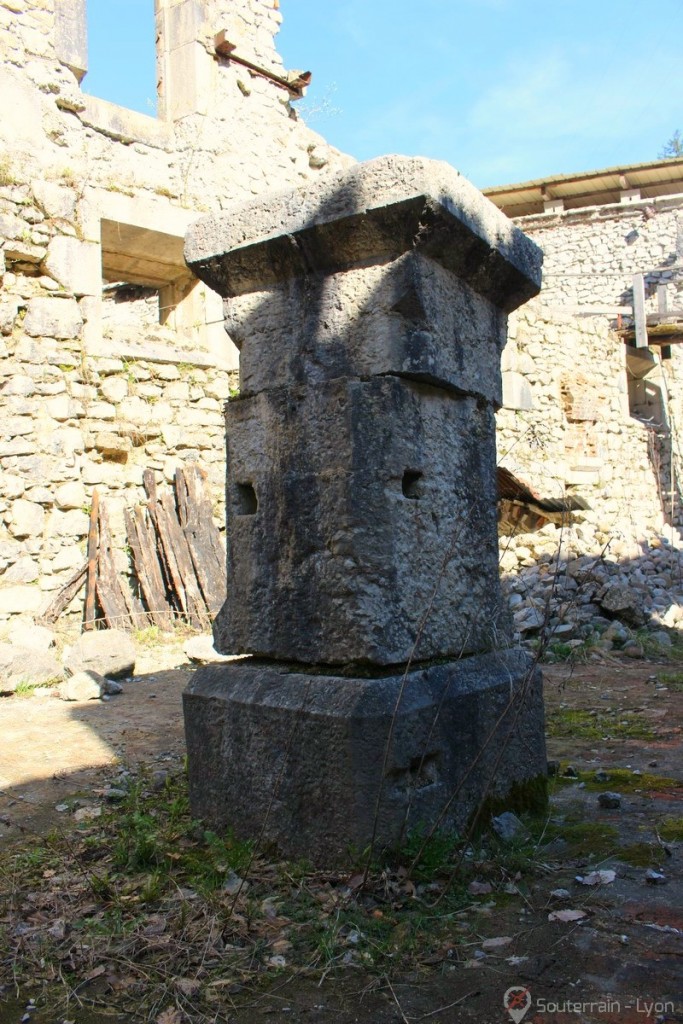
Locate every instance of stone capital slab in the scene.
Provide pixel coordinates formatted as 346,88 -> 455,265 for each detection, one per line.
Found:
185,155 -> 542,313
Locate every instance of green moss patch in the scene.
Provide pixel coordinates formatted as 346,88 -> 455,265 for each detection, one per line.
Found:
658,816 -> 683,842
546,708 -> 655,740
541,819 -> 620,860
616,843 -> 663,867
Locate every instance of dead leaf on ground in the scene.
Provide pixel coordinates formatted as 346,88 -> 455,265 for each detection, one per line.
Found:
83,964 -> 106,982
482,935 -> 512,950
576,870 -> 616,886
548,909 -> 587,922
156,1008 -> 183,1024
174,977 -> 201,996
142,914 -> 168,936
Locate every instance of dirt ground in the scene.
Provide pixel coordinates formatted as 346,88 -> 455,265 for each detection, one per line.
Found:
1,647 -> 682,1024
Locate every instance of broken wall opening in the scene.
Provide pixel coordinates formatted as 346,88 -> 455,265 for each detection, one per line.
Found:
626,346 -> 666,426
83,0 -> 157,115
100,219 -> 208,349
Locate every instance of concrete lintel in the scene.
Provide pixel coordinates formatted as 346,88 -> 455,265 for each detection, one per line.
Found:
84,335 -> 236,372
81,188 -> 198,246
185,156 -> 543,313
79,96 -> 173,150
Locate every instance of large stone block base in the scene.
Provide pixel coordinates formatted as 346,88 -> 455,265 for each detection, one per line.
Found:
183,650 -> 546,864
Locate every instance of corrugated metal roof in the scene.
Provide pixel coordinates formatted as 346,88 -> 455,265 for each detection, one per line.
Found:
484,157 -> 683,218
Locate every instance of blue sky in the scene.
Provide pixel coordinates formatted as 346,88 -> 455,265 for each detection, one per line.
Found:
84,0 -> 682,189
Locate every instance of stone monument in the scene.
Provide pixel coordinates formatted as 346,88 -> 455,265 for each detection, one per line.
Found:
183,156 -> 546,863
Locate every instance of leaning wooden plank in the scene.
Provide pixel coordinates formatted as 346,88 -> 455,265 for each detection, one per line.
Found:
95,577 -> 130,629
180,466 -> 226,589
38,564 -> 87,625
175,466 -> 226,614
151,500 -> 189,618
102,502 -> 147,627
633,273 -> 648,349
142,468 -> 179,608
158,489 -> 210,629
130,506 -> 174,628
124,507 -> 174,629
96,502 -> 138,630
83,489 -> 100,631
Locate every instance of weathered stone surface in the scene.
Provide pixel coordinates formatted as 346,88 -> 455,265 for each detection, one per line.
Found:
65,629 -> 136,679
54,481 -> 87,510
185,155 -> 543,315
8,621 -> 56,650
598,583 -> 645,626
215,375 -> 505,665
23,297 -> 83,339
0,540 -> 26,573
93,431 -> 132,460
8,499 -> 44,539
184,156 -> 546,863
99,377 -> 129,404
45,394 -> 84,421
0,585 -> 44,616
60,670 -> 104,701
48,509 -> 89,537
43,236 -> 99,296
31,180 -> 77,220
183,649 -> 546,863
190,156 -> 543,669
2,555 -> 39,584
0,642 -> 62,691
184,634 -> 234,663
223,253 -> 507,404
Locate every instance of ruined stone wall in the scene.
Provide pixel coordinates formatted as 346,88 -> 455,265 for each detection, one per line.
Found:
497,196 -> 683,644
499,303 -> 683,531
518,202 -> 683,311
500,196 -> 683,526
0,0 -> 351,625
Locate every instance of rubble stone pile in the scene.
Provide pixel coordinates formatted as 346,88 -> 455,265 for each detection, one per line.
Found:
501,524 -> 683,650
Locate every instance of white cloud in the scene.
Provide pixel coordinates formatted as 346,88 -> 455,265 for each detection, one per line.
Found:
464,44 -> 682,183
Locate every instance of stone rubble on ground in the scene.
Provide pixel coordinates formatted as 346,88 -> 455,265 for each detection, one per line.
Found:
598,792 -> 622,809
183,633 -> 234,664
501,521 -> 683,652
59,670 -> 106,702
0,640 -> 61,692
64,628 -> 136,679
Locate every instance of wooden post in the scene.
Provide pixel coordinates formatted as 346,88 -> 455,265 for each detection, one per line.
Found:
658,284 -> 668,315
633,273 -> 648,349
83,489 -> 99,630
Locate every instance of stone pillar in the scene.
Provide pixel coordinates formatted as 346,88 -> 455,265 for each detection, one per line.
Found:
155,0 -> 214,120
55,0 -> 88,83
183,156 -> 547,863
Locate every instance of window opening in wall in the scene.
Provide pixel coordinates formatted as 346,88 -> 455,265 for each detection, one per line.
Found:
100,219 -> 204,346
102,283 -> 161,335
83,0 -> 156,116
626,347 -> 666,426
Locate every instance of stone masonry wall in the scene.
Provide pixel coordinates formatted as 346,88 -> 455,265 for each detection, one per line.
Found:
497,195 -> 683,646
0,0 -> 352,625
518,203 -> 683,312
